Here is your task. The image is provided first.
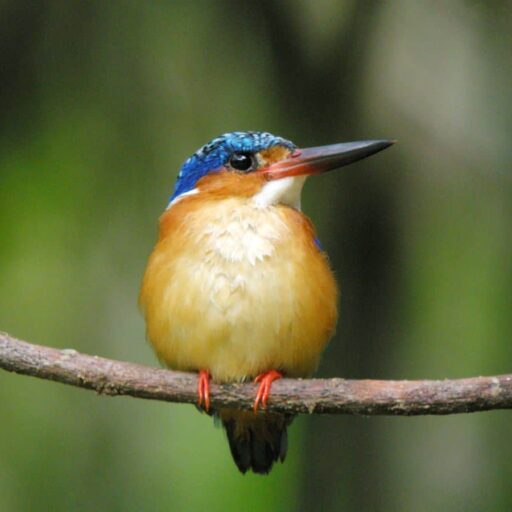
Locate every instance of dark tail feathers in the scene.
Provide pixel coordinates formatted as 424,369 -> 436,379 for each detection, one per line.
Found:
220,409 -> 294,475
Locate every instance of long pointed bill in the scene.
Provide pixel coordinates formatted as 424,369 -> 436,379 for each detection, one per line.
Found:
261,140 -> 395,180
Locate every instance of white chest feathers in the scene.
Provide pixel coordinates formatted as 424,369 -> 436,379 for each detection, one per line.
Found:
189,201 -> 290,266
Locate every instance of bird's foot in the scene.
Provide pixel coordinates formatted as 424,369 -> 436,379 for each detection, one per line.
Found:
253,370 -> 283,413
197,370 -> 211,412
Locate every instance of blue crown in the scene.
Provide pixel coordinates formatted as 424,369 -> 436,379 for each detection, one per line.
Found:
170,131 -> 296,202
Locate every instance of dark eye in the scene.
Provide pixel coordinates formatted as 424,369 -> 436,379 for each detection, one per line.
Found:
228,152 -> 256,172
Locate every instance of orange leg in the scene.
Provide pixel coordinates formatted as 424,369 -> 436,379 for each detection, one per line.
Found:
197,370 -> 211,412
253,370 -> 283,413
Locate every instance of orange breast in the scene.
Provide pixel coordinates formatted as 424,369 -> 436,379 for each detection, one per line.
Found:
139,193 -> 338,382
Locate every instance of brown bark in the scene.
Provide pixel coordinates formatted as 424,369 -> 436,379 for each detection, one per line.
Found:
1,331 -> 511,415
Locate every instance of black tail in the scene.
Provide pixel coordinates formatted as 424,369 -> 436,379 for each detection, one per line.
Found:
219,409 -> 294,475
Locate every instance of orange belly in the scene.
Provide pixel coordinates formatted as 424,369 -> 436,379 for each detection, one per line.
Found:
139,196 -> 338,382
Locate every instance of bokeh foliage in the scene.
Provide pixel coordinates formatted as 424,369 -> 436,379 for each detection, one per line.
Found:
1,1 -> 511,511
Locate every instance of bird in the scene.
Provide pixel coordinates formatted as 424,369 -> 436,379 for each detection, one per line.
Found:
139,131 -> 393,474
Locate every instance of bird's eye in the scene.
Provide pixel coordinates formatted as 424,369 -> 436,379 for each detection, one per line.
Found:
228,152 -> 256,172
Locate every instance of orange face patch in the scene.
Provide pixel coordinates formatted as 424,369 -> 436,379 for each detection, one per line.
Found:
257,146 -> 294,168
195,170 -> 267,198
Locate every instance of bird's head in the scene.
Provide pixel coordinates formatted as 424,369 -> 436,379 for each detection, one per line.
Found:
169,131 -> 393,209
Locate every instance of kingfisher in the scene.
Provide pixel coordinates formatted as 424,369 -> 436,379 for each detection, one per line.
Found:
140,131 -> 393,474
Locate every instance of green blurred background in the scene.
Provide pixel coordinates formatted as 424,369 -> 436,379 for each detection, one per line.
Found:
1,1 -> 512,510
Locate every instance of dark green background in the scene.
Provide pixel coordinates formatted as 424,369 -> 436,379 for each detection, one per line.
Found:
1,1 -> 512,511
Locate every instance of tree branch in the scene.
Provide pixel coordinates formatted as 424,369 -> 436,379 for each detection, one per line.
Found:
1,331 -> 512,415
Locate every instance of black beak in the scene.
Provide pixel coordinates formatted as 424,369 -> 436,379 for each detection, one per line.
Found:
262,140 -> 395,180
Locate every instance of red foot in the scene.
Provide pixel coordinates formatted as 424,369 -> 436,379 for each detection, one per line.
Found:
197,370 -> 211,412
253,370 -> 283,413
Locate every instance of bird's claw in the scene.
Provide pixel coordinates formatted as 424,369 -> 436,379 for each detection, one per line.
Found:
253,370 -> 283,413
197,370 -> 211,412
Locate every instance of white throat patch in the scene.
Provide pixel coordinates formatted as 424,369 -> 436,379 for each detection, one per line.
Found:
252,176 -> 306,210
196,201 -> 290,266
